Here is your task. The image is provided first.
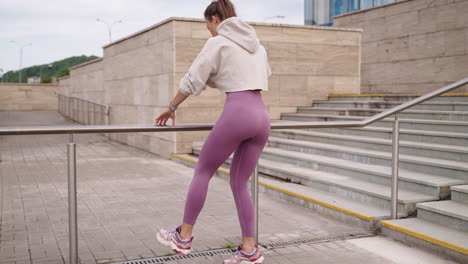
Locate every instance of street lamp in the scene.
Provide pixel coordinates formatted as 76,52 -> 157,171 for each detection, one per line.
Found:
96,18 -> 123,43
40,64 -> 53,83
263,15 -> 286,23
10,40 -> 32,83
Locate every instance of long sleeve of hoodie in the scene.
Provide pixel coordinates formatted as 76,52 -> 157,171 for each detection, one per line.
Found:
179,38 -> 219,96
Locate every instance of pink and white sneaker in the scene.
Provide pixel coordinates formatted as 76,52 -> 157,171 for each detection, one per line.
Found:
156,225 -> 194,256
223,244 -> 264,264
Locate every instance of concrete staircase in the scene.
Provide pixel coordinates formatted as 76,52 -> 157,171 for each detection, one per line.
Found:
171,94 -> 468,262
381,185 -> 468,261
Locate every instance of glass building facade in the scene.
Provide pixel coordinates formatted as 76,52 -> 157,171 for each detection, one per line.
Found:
305,0 -> 401,26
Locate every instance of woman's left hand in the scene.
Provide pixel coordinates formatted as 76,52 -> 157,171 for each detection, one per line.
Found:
155,108 -> 175,126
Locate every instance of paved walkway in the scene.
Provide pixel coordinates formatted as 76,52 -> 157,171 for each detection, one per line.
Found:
0,111 -> 459,264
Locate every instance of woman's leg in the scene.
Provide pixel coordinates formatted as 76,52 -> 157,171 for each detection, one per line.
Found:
180,109 -> 245,234
229,115 -> 270,253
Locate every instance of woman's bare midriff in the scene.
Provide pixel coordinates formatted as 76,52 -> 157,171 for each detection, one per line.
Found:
225,89 -> 262,94
252,89 -> 262,94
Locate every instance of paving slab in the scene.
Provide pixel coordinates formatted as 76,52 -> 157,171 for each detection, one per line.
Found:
0,111 -> 460,264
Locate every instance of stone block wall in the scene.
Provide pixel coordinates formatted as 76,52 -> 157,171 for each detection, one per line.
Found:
334,0 -> 468,94
59,17 -> 362,157
67,58 -> 105,104
0,83 -> 58,111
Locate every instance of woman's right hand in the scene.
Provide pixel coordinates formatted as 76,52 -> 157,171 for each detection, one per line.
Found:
155,108 -> 176,126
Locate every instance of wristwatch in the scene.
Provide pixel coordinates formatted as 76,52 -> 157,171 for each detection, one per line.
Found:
168,101 -> 177,112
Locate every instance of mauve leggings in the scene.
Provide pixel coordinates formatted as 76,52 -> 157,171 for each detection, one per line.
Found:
182,90 -> 270,238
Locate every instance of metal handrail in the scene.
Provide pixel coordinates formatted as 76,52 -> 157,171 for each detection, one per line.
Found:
54,91 -> 110,112
3,77 -> 467,135
1,77 -> 467,264
55,91 -> 110,127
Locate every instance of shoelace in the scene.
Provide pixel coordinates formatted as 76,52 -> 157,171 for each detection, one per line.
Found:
171,229 -> 190,244
234,248 -> 255,259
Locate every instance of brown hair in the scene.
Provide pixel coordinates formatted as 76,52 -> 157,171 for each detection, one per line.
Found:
204,0 -> 237,22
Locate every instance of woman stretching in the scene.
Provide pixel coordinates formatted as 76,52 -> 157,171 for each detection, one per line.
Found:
155,0 -> 271,263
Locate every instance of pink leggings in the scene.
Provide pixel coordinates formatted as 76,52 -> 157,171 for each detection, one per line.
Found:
182,90 -> 270,238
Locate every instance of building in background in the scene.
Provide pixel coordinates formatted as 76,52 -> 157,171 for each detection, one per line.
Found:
27,76 -> 41,84
304,0 -> 401,26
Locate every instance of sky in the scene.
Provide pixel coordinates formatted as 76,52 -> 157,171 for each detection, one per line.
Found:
0,0 -> 304,74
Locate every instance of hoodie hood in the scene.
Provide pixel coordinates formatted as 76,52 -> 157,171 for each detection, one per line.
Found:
217,17 -> 260,54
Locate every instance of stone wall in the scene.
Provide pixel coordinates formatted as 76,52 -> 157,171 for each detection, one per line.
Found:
0,83 -> 58,111
59,17 -> 362,157
102,19 -> 176,156
67,58 -> 105,104
334,0 -> 468,94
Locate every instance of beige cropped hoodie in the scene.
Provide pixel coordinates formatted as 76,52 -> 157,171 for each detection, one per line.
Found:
179,16 -> 271,96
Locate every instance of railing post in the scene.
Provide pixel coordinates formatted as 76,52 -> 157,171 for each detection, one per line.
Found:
251,161 -> 259,243
391,114 -> 400,219
73,98 -> 76,121
92,104 -> 96,125
67,133 -> 78,264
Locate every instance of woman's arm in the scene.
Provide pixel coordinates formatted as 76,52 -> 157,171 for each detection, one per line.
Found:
171,90 -> 189,108
155,38 -> 219,126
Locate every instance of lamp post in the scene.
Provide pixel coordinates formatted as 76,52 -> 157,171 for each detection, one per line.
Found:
263,15 -> 286,23
40,64 -> 53,83
96,19 -> 123,43
10,40 -> 32,83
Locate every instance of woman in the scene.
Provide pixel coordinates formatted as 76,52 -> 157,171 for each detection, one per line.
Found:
154,0 -> 271,263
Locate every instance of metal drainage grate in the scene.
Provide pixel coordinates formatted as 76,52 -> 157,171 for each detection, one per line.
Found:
112,231 -> 376,264
262,231 -> 376,249
112,247 -> 237,264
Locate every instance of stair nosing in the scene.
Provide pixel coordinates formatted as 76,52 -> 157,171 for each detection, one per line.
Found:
298,106 -> 468,115
258,158 -> 438,204
342,126 -> 468,138
312,100 -> 468,106
260,146 -> 466,187
417,200 -> 468,222
381,218 -> 468,252
267,137 -> 468,172
281,113 -> 468,126
451,185 -> 468,194
270,129 -> 468,154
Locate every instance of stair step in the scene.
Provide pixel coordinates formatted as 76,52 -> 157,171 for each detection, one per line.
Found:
256,158 -> 433,215
280,113 -> 468,133
297,107 -> 468,121
170,153 -> 400,228
190,145 -> 431,215
258,176 -> 396,220
306,126 -> 468,146
267,136 -> 468,180
451,185 -> 468,202
328,95 -> 468,102
270,129 -> 468,162
312,100 -> 468,111
381,218 -> 468,259
417,200 -> 468,232
256,146 -> 466,197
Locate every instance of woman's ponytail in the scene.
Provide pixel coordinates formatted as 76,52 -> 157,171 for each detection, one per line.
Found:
204,0 -> 237,22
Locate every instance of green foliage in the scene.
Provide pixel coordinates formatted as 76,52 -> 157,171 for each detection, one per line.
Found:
56,67 -> 70,78
224,243 -> 237,249
1,55 -> 100,83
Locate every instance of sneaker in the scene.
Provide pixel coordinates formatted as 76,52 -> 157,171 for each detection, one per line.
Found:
223,244 -> 264,264
156,225 -> 194,256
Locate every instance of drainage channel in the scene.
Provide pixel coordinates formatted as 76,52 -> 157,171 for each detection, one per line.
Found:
111,231 -> 376,264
